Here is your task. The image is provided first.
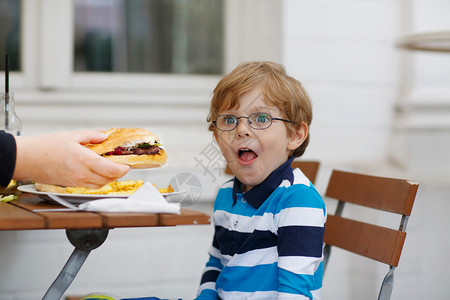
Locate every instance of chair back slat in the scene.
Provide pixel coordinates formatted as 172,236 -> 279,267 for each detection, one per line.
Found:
225,160 -> 320,184
324,215 -> 406,267
325,170 -> 418,215
291,160 -> 320,184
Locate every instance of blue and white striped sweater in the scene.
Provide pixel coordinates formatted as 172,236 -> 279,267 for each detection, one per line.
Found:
197,160 -> 326,300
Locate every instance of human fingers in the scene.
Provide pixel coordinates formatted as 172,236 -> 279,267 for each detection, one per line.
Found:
61,161 -> 126,188
87,156 -> 131,181
73,129 -> 108,145
75,167 -> 129,189
63,151 -> 130,188
46,141 -> 127,188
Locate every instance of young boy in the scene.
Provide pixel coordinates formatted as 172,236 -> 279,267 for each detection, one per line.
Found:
196,61 -> 326,300
79,62 -> 324,300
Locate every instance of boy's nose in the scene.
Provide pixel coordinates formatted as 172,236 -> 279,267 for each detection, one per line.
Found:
236,120 -> 251,137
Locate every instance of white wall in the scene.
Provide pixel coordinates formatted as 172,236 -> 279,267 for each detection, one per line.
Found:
1,0 -> 449,299
282,0 -> 400,165
281,1 -> 450,299
283,1 -> 399,299
390,0 -> 450,181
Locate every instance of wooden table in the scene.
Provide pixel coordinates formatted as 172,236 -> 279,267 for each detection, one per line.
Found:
0,193 -> 210,299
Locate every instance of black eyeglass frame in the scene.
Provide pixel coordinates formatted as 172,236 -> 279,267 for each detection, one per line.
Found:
212,113 -> 296,131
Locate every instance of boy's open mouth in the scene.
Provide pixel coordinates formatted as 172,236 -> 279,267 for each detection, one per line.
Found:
238,148 -> 258,163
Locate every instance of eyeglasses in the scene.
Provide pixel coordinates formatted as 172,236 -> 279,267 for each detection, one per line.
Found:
213,112 -> 296,131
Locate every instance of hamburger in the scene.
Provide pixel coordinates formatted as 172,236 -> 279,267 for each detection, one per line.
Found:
87,127 -> 167,169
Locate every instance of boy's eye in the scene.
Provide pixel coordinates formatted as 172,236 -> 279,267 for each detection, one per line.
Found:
223,116 -> 237,125
253,113 -> 271,123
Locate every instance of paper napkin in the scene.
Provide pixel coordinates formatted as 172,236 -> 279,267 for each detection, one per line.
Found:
78,182 -> 180,214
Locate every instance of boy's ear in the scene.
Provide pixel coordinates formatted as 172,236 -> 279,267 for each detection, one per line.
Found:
287,122 -> 308,151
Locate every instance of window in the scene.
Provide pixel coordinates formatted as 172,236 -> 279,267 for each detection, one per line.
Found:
0,0 -> 20,71
1,0 -> 280,100
74,0 -> 223,75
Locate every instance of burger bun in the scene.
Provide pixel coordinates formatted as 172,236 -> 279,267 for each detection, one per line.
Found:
86,127 -> 167,169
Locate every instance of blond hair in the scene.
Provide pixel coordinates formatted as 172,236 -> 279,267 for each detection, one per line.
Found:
207,61 -> 312,157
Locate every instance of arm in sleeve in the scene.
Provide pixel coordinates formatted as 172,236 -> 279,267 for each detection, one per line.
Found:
0,131 -> 17,187
195,229 -> 223,300
276,186 -> 326,299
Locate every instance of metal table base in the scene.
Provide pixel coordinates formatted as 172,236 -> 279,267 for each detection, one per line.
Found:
42,228 -> 109,300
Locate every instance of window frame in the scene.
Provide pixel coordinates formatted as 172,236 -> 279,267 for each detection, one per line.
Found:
7,0 -> 281,106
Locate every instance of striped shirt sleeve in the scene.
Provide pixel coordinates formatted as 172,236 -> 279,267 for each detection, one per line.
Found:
275,185 -> 326,299
196,243 -> 223,299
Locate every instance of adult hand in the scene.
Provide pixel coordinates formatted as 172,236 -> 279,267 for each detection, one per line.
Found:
13,130 -> 131,188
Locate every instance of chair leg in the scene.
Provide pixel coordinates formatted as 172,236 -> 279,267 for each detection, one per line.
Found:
378,266 -> 395,300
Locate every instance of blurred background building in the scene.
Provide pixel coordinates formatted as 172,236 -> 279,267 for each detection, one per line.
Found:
0,0 -> 449,299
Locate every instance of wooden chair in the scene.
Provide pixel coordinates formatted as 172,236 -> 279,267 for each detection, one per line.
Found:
291,160 -> 320,184
323,170 -> 419,300
224,160 -> 320,184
